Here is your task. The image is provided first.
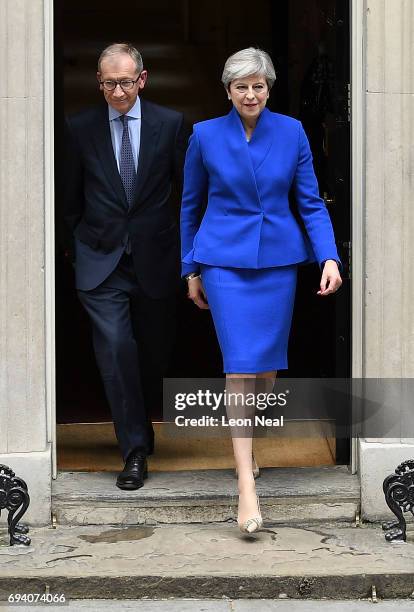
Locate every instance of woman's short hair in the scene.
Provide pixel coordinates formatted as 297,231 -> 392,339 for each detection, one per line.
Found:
98,43 -> 143,74
221,47 -> 276,90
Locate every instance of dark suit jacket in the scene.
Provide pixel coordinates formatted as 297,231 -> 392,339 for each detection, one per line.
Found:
64,98 -> 188,298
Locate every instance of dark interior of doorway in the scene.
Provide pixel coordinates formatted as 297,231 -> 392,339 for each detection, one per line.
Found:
54,0 -> 351,463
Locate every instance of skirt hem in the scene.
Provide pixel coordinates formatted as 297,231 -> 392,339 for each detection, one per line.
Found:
223,362 -> 288,374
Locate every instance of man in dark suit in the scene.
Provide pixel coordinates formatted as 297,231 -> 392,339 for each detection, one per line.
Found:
64,43 -> 187,489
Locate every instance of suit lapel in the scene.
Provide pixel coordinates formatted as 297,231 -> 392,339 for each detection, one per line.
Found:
247,107 -> 274,172
225,107 -> 261,207
224,107 -> 275,209
91,106 -> 129,208
130,98 -> 162,210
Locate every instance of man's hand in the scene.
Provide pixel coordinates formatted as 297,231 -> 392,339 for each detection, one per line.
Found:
187,277 -> 209,309
317,259 -> 342,296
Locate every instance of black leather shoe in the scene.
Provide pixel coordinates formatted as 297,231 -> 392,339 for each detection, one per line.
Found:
116,453 -> 148,490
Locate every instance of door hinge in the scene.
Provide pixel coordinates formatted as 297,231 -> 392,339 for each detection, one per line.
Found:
342,240 -> 351,279
347,83 -> 351,123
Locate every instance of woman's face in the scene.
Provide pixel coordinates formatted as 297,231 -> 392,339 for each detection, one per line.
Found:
227,73 -> 269,123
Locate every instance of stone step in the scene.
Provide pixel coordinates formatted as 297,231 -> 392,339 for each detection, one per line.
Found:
1,522 -> 414,601
52,466 -> 360,526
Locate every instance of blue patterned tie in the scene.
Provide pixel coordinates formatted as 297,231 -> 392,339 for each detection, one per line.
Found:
119,115 -> 136,254
119,114 -> 136,207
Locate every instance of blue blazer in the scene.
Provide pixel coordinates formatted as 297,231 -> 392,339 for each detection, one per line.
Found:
180,106 -> 340,277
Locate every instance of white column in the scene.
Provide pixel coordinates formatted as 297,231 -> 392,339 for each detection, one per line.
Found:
0,0 -> 51,525
360,0 -> 414,520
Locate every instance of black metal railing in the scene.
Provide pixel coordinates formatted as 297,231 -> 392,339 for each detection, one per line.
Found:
382,460 -> 414,542
0,464 -> 31,546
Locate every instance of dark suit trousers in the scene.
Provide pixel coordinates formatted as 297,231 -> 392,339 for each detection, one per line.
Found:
77,252 -> 175,461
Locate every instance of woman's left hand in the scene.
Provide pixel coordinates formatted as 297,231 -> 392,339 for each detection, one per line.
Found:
317,260 -> 342,296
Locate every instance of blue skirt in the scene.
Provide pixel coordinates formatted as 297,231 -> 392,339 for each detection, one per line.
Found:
200,264 -> 298,373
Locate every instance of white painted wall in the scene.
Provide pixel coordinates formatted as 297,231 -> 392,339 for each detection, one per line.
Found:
359,0 -> 414,521
0,0 -> 51,525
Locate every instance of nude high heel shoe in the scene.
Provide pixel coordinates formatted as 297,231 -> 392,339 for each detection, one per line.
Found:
235,455 -> 260,479
239,494 -> 263,534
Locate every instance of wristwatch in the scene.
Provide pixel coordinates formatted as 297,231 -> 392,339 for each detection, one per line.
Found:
184,272 -> 201,281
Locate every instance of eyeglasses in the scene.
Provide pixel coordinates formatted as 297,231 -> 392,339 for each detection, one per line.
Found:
100,73 -> 142,91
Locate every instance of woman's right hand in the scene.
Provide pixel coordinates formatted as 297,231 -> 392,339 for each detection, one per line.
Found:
187,277 -> 209,309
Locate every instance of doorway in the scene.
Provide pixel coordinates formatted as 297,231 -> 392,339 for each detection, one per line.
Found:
54,0 -> 351,470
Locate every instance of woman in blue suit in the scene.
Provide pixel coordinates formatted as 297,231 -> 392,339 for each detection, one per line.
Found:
180,48 -> 342,535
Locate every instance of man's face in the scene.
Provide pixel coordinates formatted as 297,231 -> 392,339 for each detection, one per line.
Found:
97,53 -> 147,114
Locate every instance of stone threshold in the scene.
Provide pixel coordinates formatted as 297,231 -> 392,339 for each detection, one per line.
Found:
0,523 -> 414,600
52,466 -> 360,526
